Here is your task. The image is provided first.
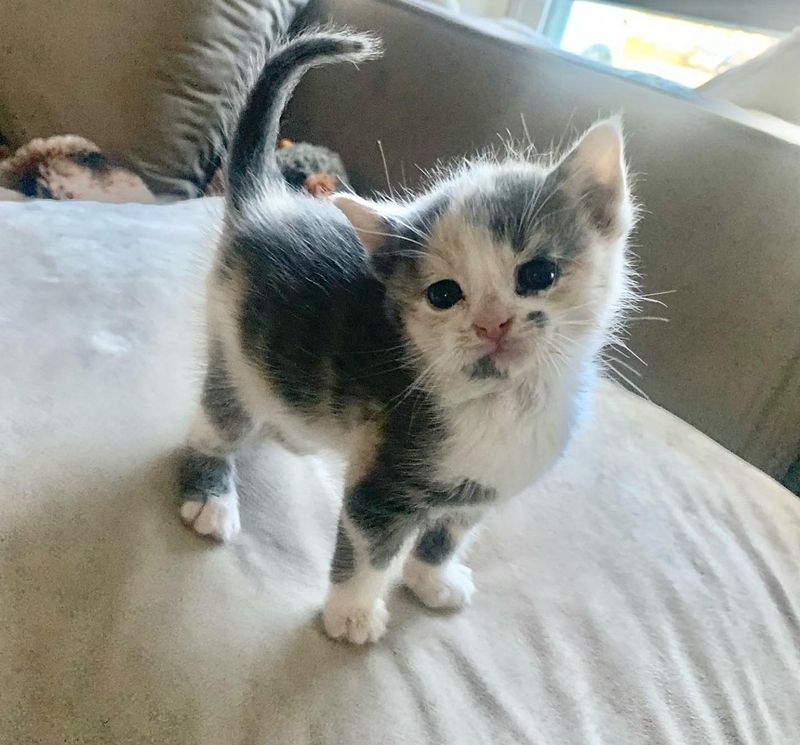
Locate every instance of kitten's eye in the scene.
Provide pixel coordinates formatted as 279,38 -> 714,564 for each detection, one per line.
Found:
426,279 -> 463,310
516,259 -> 558,295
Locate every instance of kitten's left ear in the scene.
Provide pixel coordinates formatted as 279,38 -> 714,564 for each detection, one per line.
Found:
329,192 -> 388,252
556,116 -> 632,238
331,193 -> 410,280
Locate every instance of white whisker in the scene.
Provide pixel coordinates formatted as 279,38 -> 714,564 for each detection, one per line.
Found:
641,289 -> 676,298
605,362 -> 650,400
377,139 -> 394,199
355,227 -> 427,249
610,340 -> 648,367
640,296 -> 668,308
520,112 -> 532,148
603,354 -> 642,378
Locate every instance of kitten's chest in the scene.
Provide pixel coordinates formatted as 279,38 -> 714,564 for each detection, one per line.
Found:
436,383 -> 576,498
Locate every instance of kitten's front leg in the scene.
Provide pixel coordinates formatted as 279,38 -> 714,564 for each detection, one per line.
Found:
323,480 -> 418,644
322,517 -> 391,645
403,512 -> 480,610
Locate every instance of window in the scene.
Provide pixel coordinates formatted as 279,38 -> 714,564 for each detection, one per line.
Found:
547,1 -> 781,88
429,1 -> 788,89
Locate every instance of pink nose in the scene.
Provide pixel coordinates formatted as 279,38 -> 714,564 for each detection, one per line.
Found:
473,316 -> 512,342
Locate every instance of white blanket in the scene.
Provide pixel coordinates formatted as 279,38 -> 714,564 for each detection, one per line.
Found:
1,198 -> 799,744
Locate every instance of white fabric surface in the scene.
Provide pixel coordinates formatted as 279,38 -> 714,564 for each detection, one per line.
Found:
1,198 -> 799,744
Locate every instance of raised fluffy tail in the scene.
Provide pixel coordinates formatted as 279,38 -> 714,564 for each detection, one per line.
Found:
226,29 -> 382,210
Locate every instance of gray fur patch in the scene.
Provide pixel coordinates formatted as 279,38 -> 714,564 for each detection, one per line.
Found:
462,168 -> 596,262
527,310 -> 547,328
437,480 -> 497,506
470,356 -> 507,380
178,448 -> 233,500
345,470 -> 426,571
414,523 -> 453,565
330,519 -> 357,583
203,339 -> 251,442
485,174 -> 547,252
369,519 -> 418,569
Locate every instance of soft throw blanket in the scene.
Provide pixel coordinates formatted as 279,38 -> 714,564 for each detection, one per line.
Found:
1,198 -> 799,744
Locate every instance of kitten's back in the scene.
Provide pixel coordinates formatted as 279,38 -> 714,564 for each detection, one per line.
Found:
215,30 -> 401,422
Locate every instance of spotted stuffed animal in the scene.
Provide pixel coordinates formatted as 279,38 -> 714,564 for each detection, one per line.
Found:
0,135 -> 154,203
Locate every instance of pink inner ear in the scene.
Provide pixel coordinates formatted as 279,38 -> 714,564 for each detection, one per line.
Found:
329,193 -> 386,251
572,118 -> 625,192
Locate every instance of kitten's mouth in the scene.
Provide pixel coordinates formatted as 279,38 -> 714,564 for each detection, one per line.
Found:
482,339 -> 520,365
469,341 -> 521,380
488,344 -> 519,364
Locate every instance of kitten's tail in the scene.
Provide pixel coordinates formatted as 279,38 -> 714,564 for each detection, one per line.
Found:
226,29 -> 382,210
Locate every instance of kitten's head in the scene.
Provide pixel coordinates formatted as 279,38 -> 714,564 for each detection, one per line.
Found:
333,118 -> 635,393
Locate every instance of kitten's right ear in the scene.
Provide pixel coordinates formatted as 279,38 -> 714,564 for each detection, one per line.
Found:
555,116 -> 631,239
330,193 -> 388,252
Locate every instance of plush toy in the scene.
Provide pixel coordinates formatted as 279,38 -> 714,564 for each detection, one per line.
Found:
275,138 -> 349,195
205,138 -> 349,197
0,135 -> 155,203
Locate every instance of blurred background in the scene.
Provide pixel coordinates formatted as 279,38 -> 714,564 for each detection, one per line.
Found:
430,0 -> 789,86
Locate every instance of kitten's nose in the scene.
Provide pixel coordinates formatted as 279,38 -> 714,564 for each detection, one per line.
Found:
473,316 -> 512,342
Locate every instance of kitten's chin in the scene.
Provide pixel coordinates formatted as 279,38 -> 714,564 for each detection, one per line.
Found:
466,348 -> 523,382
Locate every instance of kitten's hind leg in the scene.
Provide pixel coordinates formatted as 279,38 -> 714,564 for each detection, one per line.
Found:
179,342 -> 251,542
403,512 -> 480,610
179,444 -> 240,542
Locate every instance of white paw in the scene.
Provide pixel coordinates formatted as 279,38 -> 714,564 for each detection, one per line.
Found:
180,498 -> 241,542
323,597 -> 389,644
403,557 -> 475,610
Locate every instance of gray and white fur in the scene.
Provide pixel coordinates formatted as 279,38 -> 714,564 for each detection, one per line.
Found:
179,29 -> 636,644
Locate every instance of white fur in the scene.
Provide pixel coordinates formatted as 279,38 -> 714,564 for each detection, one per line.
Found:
436,369 -> 583,499
181,493 -> 241,542
180,500 -> 204,523
181,409 -> 242,542
403,554 -> 476,609
323,568 -> 391,644
186,408 -> 230,456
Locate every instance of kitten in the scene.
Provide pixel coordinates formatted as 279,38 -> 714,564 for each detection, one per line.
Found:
179,30 -> 635,644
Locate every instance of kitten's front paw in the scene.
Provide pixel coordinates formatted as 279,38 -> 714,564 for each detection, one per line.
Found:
322,597 -> 389,644
403,557 -> 475,610
180,497 -> 241,542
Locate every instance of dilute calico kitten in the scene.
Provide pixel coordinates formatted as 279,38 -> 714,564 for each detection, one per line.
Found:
179,30 -> 635,644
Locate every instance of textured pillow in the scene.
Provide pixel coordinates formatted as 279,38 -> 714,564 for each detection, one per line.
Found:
0,0 -> 309,198
133,0 -> 311,196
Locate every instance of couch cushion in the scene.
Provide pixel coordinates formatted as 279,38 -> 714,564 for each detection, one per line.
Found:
1,197 -> 799,744
0,0 -> 308,198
